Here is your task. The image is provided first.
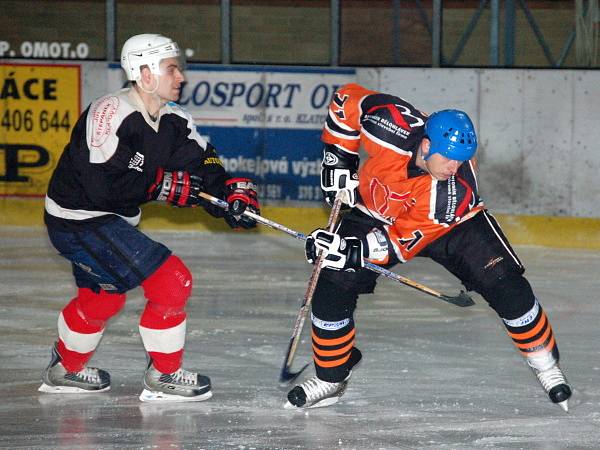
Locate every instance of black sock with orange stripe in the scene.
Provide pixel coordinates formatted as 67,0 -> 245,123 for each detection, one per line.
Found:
311,314 -> 360,383
502,298 -> 560,369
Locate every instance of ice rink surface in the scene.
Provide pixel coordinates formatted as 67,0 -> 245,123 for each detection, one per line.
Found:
1,225 -> 600,449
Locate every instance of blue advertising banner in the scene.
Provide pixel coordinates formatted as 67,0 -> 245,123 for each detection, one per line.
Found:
109,64 -> 356,204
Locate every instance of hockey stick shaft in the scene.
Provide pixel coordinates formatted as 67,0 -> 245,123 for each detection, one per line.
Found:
279,194 -> 344,382
198,192 -> 474,307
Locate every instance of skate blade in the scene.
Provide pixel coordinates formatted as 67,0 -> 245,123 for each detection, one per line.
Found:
283,396 -> 341,410
38,383 -> 110,394
558,400 -> 569,413
139,388 -> 212,403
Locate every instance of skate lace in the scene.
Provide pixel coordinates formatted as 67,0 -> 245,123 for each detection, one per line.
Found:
75,367 -> 101,384
171,368 -> 197,386
300,377 -> 338,402
536,365 -> 566,392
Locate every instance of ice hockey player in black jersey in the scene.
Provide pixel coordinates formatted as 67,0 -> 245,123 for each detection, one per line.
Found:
39,34 -> 260,402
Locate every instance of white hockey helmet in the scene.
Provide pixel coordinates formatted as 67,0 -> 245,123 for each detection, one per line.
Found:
120,34 -> 181,81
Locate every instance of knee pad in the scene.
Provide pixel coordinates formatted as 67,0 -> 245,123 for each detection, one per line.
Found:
480,273 -> 536,320
141,255 -> 192,313
76,287 -> 126,322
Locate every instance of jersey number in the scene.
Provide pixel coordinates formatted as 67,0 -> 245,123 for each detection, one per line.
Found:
333,93 -> 349,120
398,230 -> 424,251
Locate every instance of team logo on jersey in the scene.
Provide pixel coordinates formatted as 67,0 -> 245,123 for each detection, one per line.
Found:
366,104 -> 425,132
369,178 -> 412,220
128,152 -> 145,172
323,151 -> 339,166
90,96 -> 119,148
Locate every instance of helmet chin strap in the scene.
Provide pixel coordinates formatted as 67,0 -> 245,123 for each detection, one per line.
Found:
136,74 -> 166,118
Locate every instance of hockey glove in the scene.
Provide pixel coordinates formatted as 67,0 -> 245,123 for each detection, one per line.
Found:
305,229 -> 363,271
224,177 -> 260,229
321,144 -> 360,207
147,168 -> 203,207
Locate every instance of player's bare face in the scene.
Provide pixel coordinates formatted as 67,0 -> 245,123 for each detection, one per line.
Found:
157,58 -> 185,102
425,153 -> 463,181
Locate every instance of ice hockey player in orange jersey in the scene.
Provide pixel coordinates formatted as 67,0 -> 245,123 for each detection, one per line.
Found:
284,83 -> 571,413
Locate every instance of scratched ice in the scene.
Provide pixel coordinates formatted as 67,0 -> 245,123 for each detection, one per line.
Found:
1,226 -> 599,449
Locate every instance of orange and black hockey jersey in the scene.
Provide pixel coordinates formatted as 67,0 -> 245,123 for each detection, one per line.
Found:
322,83 -> 484,262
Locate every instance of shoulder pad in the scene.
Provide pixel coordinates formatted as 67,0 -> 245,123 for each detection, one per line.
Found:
86,90 -> 136,163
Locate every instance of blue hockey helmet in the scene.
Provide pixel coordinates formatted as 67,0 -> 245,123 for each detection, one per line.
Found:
424,109 -> 477,161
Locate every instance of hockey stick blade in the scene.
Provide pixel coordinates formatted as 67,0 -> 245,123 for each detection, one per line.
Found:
440,290 -> 475,307
279,363 -> 309,385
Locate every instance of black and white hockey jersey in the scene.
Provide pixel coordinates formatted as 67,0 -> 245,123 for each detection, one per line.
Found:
45,87 -> 230,230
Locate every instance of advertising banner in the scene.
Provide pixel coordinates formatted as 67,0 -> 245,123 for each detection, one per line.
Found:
109,65 -> 356,203
0,63 -> 80,196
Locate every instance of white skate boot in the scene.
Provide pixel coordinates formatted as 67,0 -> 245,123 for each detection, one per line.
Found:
139,359 -> 212,402
284,375 -> 349,409
533,364 -> 572,412
38,344 -> 110,393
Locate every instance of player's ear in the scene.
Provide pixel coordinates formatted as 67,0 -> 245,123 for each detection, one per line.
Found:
139,65 -> 153,86
420,138 -> 431,159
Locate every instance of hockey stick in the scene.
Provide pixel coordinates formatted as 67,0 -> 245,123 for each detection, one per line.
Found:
198,192 -> 474,308
277,193 -> 344,383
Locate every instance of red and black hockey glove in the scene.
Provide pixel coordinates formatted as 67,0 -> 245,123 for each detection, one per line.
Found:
224,177 -> 260,229
147,168 -> 203,207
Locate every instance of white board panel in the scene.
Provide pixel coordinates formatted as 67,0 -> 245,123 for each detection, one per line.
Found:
478,69 -> 527,213
519,70 -> 574,216
572,71 -> 600,217
377,68 -> 479,116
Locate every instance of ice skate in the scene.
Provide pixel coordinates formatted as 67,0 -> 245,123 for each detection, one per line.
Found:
38,344 -> 110,393
533,364 -> 572,412
284,375 -> 349,409
139,360 -> 212,402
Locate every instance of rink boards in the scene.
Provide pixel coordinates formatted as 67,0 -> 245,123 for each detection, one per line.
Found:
2,197 -> 599,250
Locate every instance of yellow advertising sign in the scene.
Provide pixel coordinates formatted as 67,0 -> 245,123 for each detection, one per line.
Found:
0,63 -> 80,196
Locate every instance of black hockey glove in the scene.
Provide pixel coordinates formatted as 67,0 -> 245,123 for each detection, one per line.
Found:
305,229 -> 363,271
223,177 -> 260,229
147,168 -> 203,207
321,144 -> 360,207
